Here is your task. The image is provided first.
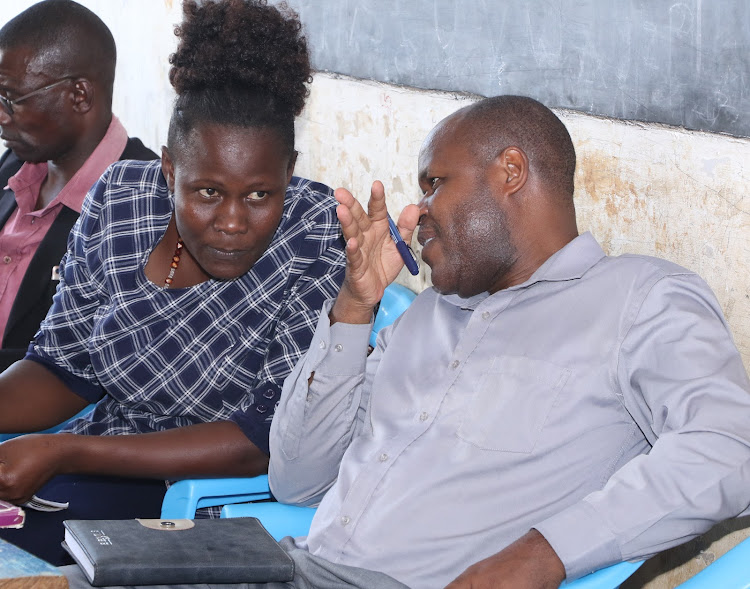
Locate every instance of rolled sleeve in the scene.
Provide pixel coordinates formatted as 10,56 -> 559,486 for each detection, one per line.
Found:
25,349 -> 105,404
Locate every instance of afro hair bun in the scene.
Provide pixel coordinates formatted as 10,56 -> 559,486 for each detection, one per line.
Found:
169,0 -> 311,117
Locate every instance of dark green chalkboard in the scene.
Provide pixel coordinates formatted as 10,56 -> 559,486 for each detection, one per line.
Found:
283,0 -> 750,137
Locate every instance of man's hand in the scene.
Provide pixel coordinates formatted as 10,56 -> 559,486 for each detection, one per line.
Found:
445,530 -> 566,589
0,434 -> 66,504
331,181 -> 419,325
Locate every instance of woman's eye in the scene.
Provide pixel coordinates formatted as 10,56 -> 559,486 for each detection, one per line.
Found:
430,177 -> 440,188
198,188 -> 217,197
247,191 -> 267,201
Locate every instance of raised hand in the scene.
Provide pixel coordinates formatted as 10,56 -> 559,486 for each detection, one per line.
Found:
331,181 -> 419,325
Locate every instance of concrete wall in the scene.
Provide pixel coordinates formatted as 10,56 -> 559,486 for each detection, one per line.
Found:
295,75 -> 750,370
3,1 -> 750,586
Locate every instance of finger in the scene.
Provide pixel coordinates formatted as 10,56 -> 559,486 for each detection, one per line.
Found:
366,180 -> 388,222
343,237 -> 371,283
335,186 -> 373,233
334,187 -> 355,207
336,204 -> 367,249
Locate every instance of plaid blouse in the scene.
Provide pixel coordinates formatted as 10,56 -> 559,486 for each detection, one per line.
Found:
28,160 -> 345,454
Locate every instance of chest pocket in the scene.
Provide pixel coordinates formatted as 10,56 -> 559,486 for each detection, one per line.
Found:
457,355 -> 570,453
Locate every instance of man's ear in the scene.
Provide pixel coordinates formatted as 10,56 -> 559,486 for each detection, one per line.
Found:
70,79 -> 94,114
489,146 -> 528,196
161,146 -> 176,193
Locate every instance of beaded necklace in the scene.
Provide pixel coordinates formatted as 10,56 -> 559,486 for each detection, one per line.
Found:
163,237 -> 184,288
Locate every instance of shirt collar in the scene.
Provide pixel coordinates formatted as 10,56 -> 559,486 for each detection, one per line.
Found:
57,115 -> 128,212
7,115 -> 128,214
442,232 -> 606,310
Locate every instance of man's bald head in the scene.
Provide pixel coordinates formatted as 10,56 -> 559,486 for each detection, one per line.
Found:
0,0 -> 116,107
452,95 -> 577,204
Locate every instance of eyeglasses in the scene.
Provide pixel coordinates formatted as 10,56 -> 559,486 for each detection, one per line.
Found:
0,77 -> 73,116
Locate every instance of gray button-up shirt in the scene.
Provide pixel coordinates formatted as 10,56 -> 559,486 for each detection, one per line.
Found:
269,232 -> 750,588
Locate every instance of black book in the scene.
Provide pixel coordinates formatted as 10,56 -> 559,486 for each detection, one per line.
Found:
62,517 -> 295,586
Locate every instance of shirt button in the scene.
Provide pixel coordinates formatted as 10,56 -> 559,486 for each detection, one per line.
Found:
482,311 -> 490,320
334,344 -> 343,352
306,393 -> 313,402
378,453 -> 389,462
30,218 -> 35,224
419,412 -> 429,422
319,341 -> 326,349
263,389 -> 275,399
340,516 -> 350,526
451,360 -> 459,369
255,404 -> 268,414
3,256 -> 10,264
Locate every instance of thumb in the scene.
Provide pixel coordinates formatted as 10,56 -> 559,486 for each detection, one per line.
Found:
395,203 -> 420,244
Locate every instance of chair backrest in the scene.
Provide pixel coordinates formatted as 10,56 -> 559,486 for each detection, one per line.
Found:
370,282 -> 417,348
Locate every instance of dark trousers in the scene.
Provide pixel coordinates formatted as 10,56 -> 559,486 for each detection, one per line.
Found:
0,474 -> 166,565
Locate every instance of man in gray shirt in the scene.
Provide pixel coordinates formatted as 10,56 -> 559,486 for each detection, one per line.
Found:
268,95 -> 750,588
63,96 -> 750,589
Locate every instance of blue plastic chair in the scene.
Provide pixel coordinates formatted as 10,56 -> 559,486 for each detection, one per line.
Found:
222,499 -> 642,588
162,474 -> 643,588
224,498 -> 643,588
0,403 -> 95,443
674,535 -> 750,588
222,500 -> 316,541
561,561 -> 643,588
370,282 -> 417,348
162,475 -> 274,519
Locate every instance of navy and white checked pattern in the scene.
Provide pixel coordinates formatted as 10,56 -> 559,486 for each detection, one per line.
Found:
30,159 -> 345,453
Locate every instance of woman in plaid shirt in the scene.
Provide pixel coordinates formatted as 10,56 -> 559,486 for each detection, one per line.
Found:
0,0 -> 346,565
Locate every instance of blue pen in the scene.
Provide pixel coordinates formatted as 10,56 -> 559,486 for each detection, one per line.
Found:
387,213 -> 420,275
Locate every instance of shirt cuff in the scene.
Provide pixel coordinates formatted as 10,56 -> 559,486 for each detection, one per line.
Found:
24,349 -> 105,404
231,403 -> 274,456
301,299 -> 372,377
533,500 -> 622,581
314,321 -> 372,375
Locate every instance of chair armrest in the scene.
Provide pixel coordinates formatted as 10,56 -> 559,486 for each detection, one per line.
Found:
561,560 -> 644,588
0,404 -> 95,443
161,475 -> 272,519
675,536 -> 750,588
221,501 -> 317,541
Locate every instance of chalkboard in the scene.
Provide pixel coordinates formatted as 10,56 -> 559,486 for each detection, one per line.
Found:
282,0 -> 750,138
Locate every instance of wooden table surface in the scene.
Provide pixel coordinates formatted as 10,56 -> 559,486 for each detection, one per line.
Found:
0,537 -> 68,589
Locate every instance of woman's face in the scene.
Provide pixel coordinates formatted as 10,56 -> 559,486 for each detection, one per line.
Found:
161,123 -> 294,280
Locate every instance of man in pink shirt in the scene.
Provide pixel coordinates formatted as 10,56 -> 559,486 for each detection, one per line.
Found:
0,0 -> 157,371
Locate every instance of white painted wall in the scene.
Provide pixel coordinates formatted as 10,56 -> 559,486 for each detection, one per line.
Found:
3,0 -> 181,151
3,2 -> 750,586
